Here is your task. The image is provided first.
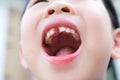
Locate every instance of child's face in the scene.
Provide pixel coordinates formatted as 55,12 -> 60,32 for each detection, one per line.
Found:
20,0 -> 119,80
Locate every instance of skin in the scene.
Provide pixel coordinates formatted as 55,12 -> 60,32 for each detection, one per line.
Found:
20,0 -> 120,80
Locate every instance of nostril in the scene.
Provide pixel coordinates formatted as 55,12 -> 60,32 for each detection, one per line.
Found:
48,9 -> 55,15
61,7 -> 70,13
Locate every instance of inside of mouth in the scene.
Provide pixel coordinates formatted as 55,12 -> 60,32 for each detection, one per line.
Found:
43,32 -> 81,56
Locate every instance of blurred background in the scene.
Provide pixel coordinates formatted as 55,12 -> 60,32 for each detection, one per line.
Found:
0,0 -> 120,80
0,0 -> 31,80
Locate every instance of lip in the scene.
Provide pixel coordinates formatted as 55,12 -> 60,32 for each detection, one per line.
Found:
42,18 -> 81,65
42,18 -> 80,37
43,45 -> 82,65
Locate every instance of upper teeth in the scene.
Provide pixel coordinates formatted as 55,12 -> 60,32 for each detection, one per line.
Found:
46,29 -> 54,40
59,27 -> 66,32
45,26 -> 79,43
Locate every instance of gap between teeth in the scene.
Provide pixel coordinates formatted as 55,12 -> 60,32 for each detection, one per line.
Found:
45,27 -> 79,43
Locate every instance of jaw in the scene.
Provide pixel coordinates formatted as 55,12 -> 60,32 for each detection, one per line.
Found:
41,18 -> 82,65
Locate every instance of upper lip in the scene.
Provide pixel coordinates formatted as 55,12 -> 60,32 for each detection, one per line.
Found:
42,18 -> 80,42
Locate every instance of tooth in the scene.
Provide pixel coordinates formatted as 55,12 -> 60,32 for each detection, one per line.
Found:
46,32 -> 50,41
49,29 -> 54,37
45,29 -> 54,41
59,27 -> 66,32
45,29 -> 55,44
66,28 -> 71,33
70,29 -> 75,34
73,33 -> 79,40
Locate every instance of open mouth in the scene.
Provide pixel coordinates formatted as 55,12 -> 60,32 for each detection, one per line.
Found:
42,19 -> 81,64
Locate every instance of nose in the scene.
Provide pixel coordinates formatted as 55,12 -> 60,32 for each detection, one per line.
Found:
45,1 -> 75,16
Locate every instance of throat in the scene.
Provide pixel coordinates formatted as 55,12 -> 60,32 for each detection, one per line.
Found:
43,31 -> 81,57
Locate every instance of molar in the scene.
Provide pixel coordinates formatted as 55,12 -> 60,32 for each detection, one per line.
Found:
70,29 -> 75,34
66,28 -> 71,33
73,33 -> 80,40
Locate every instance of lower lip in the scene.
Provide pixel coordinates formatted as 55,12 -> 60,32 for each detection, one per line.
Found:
43,45 -> 82,66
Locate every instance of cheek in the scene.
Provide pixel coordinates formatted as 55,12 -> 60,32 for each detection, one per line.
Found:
77,2 -> 113,61
20,10 -> 44,62
21,8 -> 44,44
81,3 -> 112,44
85,15 -> 112,59
21,10 -> 41,34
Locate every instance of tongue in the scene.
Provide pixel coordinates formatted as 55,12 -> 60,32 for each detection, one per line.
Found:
56,48 -> 74,56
